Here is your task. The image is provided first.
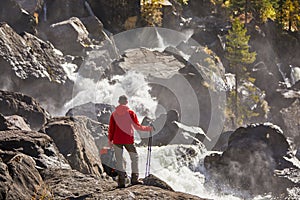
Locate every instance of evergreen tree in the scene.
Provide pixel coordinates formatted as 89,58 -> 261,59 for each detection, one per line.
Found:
227,0 -> 278,24
277,0 -> 300,31
225,18 -> 256,126
140,0 -> 188,26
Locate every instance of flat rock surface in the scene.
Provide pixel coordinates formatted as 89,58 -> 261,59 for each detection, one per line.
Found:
118,48 -> 185,79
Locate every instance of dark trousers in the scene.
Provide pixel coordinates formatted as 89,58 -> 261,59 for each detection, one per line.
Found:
113,144 -> 139,177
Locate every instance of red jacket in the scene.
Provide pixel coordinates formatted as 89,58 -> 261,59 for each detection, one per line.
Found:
108,105 -> 151,144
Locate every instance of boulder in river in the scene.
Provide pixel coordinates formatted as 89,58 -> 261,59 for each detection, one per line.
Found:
204,123 -> 300,197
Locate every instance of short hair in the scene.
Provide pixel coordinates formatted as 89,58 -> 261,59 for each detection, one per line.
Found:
118,95 -> 128,105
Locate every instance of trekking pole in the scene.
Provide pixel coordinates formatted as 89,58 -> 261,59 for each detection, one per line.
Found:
145,123 -> 154,177
145,130 -> 152,177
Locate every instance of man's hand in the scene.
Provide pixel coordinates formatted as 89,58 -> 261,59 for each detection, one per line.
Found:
108,140 -> 113,148
146,126 -> 154,132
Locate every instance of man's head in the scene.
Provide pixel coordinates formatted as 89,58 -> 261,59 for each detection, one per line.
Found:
118,95 -> 128,105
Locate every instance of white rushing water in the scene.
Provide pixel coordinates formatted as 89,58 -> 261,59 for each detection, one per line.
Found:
122,145 -> 272,200
63,71 -> 157,119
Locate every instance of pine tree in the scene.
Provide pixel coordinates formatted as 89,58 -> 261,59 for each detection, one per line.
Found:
276,0 -> 300,31
227,0 -> 278,24
140,0 -> 188,26
225,18 -> 256,126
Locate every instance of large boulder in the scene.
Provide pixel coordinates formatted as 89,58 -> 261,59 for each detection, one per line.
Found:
42,116 -> 104,177
143,174 -> 174,191
87,0 -> 141,33
47,17 -> 92,56
80,16 -> 106,43
0,23 -> 74,114
139,110 -> 179,146
0,130 -> 70,170
113,48 -> 185,79
204,123 -> 299,197
0,90 -> 50,130
0,0 -> 37,34
66,102 -> 114,124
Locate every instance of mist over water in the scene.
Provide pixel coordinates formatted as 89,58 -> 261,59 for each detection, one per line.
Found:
63,71 -> 158,119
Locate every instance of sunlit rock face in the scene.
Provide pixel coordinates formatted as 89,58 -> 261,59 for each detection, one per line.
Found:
204,123 -> 300,198
0,23 -> 74,113
42,116 -> 104,177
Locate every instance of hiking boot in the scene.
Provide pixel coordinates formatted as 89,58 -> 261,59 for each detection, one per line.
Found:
117,173 -> 126,188
131,173 -> 143,185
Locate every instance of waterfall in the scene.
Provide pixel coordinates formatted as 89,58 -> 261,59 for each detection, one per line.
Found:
43,2 -> 47,22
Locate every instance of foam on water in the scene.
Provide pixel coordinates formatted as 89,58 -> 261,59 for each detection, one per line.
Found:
63,71 -> 157,119
121,145 -> 250,200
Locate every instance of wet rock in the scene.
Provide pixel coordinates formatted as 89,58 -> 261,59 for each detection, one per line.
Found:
0,114 -> 31,131
211,131 -> 233,152
0,130 -> 70,170
80,15 -> 106,43
139,110 -> 179,146
0,0 -> 36,34
0,90 -> 49,131
66,102 -> 114,124
0,23 -> 74,114
48,17 -> 92,56
204,123 -> 299,197
143,174 -> 174,191
42,116 -> 104,177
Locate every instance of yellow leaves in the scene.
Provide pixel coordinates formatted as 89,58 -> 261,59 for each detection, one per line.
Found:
141,0 -> 163,26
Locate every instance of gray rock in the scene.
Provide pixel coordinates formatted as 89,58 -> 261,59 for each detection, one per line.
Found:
139,110 -> 179,146
15,0 -> 43,14
204,123 -> 299,197
66,102 -> 114,124
142,174 -> 174,191
0,90 -> 49,131
0,154 -> 46,200
0,130 -> 70,170
0,24 -> 74,114
0,0 -> 36,34
87,0 -> 141,33
115,48 -> 185,79
48,17 -> 92,56
42,116 -> 104,177
80,16 -> 105,42
0,114 -> 31,131
42,168 -> 205,200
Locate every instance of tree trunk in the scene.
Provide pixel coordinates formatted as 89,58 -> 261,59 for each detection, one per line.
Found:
245,0 -> 248,26
234,67 -> 239,127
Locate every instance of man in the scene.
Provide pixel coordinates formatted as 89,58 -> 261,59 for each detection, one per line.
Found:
108,95 -> 152,188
